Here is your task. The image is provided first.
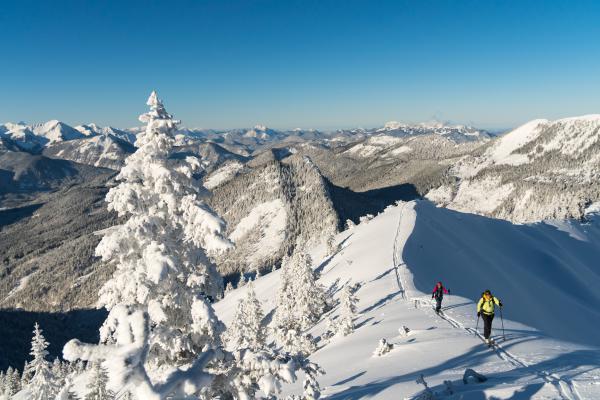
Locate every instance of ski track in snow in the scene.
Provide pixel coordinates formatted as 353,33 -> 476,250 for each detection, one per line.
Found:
392,202 -> 582,400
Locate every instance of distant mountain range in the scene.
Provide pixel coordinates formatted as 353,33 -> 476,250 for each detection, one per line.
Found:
2,113 -> 600,314
0,119 -> 491,155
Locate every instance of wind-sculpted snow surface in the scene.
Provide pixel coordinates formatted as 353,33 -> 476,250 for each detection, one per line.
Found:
215,201 -> 600,399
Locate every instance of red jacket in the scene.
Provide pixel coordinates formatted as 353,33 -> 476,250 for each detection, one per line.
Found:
432,284 -> 448,299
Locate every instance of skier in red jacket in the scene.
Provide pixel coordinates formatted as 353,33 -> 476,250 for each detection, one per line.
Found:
431,281 -> 450,313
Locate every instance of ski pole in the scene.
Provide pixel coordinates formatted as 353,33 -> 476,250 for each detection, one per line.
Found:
475,315 -> 480,337
500,306 -> 506,341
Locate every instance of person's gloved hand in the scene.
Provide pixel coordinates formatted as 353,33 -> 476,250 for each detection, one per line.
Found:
477,312 -> 481,317
448,289 -> 451,294
431,295 -> 434,299
499,302 -> 503,307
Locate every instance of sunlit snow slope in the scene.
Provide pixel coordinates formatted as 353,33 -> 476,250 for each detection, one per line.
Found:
215,201 -> 600,399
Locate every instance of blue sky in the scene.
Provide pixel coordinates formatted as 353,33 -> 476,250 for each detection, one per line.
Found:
1,0 -> 600,130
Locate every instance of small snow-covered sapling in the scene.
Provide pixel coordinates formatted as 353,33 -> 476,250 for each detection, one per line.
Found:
413,374 -> 435,400
373,338 -> 393,356
443,380 -> 454,395
399,325 -> 411,336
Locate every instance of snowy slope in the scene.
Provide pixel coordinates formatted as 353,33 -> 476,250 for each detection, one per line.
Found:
203,161 -> 246,189
228,198 -> 288,267
215,201 -> 600,399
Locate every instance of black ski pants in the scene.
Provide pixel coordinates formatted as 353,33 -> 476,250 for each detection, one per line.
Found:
482,312 -> 494,339
435,297 -> 443,312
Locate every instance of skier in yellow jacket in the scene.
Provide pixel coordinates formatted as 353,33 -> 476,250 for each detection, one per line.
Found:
477,290 -> 503,345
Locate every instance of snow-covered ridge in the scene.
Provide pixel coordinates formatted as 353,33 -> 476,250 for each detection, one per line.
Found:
0,120 -> 136,153
215,201 -> 600,399
429,114 -> 600,222
470,114 -> 600,170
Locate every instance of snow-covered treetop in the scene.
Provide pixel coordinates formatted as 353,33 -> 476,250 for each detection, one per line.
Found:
29,323 -> 50,363
134,90 -> 180,151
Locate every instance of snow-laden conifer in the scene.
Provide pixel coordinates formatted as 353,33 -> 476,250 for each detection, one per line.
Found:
55,377 -> 79,400
62,92 -> 235,398
321,315 -> 336,341
275,251 -> 326,332
25,322 -> 59,399
294,251 -> 327,329
300,359 -> 325,400
84,362 -> 114,400
337,282 -> 358,336
326,234 -> 338,256
51,358 -> 66,387
3,366 -> 20,397
414,374 -> 435,400
20,360 -> 31,387
61,92 -> 302,399
92,91 -> 232,366
273,250 -> 325,355
225,282 -> 266,351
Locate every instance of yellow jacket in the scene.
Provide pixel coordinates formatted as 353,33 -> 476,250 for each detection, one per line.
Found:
477,296 -> 502,315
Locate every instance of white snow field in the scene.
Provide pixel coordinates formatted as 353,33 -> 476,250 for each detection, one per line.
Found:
215,200 -> 600,399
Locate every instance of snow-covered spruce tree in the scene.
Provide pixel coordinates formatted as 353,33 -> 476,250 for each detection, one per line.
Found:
299,359 -> 325,400
21,360 -> 31,387
25,323 -> 59,399
85,362 -> 115,400
225,282 -> 266,352
52,358 -> 66,387
55,377 -> 79,400
413,374 -> 435,400
74,360 -> 85,375
62,92 -> 236,398
278,251 -> 326,331
273,250 -> 326,356
221,282 -> 308,399
3,366 -> 20,397
326,234 -> 338,257
337,282 -> 358,336
63,92 -> 301,399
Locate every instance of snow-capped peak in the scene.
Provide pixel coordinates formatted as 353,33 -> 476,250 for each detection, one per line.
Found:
31,120 -> 84,143
244,124 -> 274,139
382,121 -> 404,130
